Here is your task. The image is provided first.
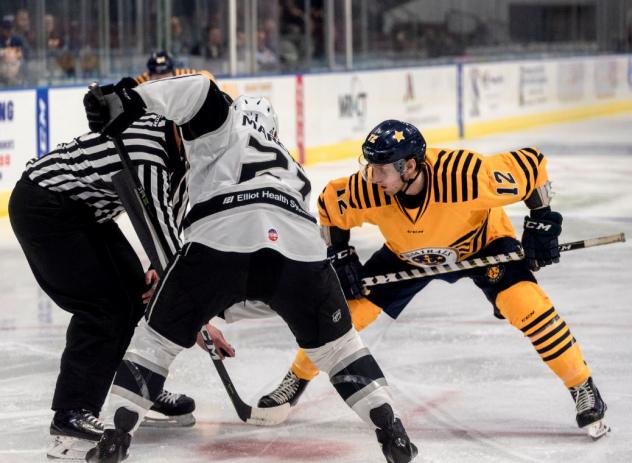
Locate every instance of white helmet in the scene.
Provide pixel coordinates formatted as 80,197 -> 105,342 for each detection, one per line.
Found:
234,95 -> 279,138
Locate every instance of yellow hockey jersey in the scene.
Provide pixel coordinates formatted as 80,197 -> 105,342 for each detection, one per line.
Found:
134,68 -> 216,84
318,147 -> 548,267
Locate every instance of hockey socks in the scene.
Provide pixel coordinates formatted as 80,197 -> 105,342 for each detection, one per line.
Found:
496,281 -> 591,387
291,298 -> 383,382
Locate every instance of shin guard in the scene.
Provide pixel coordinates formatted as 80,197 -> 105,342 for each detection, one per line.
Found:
305,328 -> 393,425
291,298 -> 383,381
496,281 -> 590,388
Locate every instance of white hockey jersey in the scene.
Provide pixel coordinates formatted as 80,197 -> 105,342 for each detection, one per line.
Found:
135,74 -> 326,262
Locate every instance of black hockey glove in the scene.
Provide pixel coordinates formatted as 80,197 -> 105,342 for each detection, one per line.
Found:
328,245 -> 367,299
521,206 -> 563,271
83,77 -> 146,136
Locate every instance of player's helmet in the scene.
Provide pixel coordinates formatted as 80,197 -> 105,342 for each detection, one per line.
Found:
234,96 -> 279,138
147,50 -> 175,75
361,119 -> 426,165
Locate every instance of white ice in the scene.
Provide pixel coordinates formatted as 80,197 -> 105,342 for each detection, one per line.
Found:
1,114 -> 631,463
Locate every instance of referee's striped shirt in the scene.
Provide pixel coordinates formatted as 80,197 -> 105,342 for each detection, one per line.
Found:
24,113 -> 188,258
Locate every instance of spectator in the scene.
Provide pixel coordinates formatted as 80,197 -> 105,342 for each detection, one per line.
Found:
192,25 -> 225,60
45,14 -> 64,51
13,8 -> 33,58
0,16 -> 25,86
170,16 -> 192,55
256,28 -> 278,71
0,42 -> 24,86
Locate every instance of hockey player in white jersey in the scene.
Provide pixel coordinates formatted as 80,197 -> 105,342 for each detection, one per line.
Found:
81,74 -> 418,463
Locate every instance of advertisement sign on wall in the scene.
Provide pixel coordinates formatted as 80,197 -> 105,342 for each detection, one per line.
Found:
0,90 -> 37,194
302,66 -> 458,162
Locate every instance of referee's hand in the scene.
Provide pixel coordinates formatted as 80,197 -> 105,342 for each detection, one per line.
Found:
142,269 -> 159,304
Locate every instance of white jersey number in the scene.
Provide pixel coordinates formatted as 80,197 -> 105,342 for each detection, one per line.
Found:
239,136 -> 311,200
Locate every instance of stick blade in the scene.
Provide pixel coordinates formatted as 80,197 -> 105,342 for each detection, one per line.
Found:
246,403 -> 291,426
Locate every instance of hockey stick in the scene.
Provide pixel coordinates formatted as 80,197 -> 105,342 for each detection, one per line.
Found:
89,84 -> 288,426
362,233 -> 625,288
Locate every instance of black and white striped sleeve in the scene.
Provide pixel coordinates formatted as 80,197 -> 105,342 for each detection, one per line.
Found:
136,162 -> 182,258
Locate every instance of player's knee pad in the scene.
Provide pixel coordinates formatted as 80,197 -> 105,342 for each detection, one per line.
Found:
304,328 -> 392,425
495,281 -> 553,329
496,281 -> 590,387
349,298 -> 382,331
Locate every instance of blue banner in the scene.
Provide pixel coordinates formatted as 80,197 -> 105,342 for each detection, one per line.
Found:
36,87 -> 49,158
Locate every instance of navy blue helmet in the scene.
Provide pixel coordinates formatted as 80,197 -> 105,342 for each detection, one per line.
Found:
147,50 -> 175,75
362,119 -> 426,165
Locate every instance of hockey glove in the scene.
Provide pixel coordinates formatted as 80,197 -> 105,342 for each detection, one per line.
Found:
522,206 -> 563,271
328,245 -> 367,299
83,78 -> 146,136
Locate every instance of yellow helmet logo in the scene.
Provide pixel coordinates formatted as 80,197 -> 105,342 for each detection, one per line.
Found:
367,134 -> 378,143
393,130 -> 405,142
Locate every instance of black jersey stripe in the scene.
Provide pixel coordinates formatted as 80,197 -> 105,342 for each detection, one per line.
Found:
450,150 -> 464,203
440,151 -> 455,203
360,175 -> 371,208
449,227 -> 478,248
521,147 -> 543,164
433,150 -> 447,202
353,173 -> 363,209
371,182 -> 382,207
420,163 -> 433,215
510,151 -> 532,198
347,176 -> 357,208
519,149 -> 539,184
460,152 -> 474,202
382,188 -> 392,205
471,158 -> 482,199
471,214 -> 489,253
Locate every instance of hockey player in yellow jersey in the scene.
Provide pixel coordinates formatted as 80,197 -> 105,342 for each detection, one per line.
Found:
259,119 -> 609,439
134,50 -> 215,83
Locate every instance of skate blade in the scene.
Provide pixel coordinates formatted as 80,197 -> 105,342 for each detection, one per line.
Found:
584,419 -> 611,440
140,411 -> 196,428
46,434 -> 96,460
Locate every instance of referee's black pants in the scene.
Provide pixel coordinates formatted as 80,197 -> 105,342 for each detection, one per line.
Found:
8,177 -> 147,414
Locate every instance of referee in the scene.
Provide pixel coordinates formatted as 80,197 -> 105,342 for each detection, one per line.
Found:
8,112 -> 193,460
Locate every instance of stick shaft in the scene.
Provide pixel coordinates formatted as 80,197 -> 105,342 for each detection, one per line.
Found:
362,233 -> 625,288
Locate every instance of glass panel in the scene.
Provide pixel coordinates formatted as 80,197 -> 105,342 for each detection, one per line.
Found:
1,0 -> 630,88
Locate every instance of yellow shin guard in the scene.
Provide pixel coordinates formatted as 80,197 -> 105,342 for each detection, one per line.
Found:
291,298 -> 382,381
496,281 -> 590,388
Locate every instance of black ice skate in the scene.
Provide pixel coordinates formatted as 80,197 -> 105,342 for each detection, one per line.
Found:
371,403 -> 418,463
85,408 -> 137,463
257,370 -> 309,408
47,409 -> 104,460
141,389 -> 196,427
570,376 -> 610,440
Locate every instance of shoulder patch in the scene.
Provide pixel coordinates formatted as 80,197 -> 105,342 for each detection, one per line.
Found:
347,172 -> 392,209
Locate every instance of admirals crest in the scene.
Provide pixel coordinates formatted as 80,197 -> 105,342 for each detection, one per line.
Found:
400,247 -> 459,268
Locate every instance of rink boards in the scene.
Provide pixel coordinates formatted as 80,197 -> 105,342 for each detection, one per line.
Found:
1,53 -> 632,215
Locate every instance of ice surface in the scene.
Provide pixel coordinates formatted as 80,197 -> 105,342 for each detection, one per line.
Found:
1,114 -> 631,462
